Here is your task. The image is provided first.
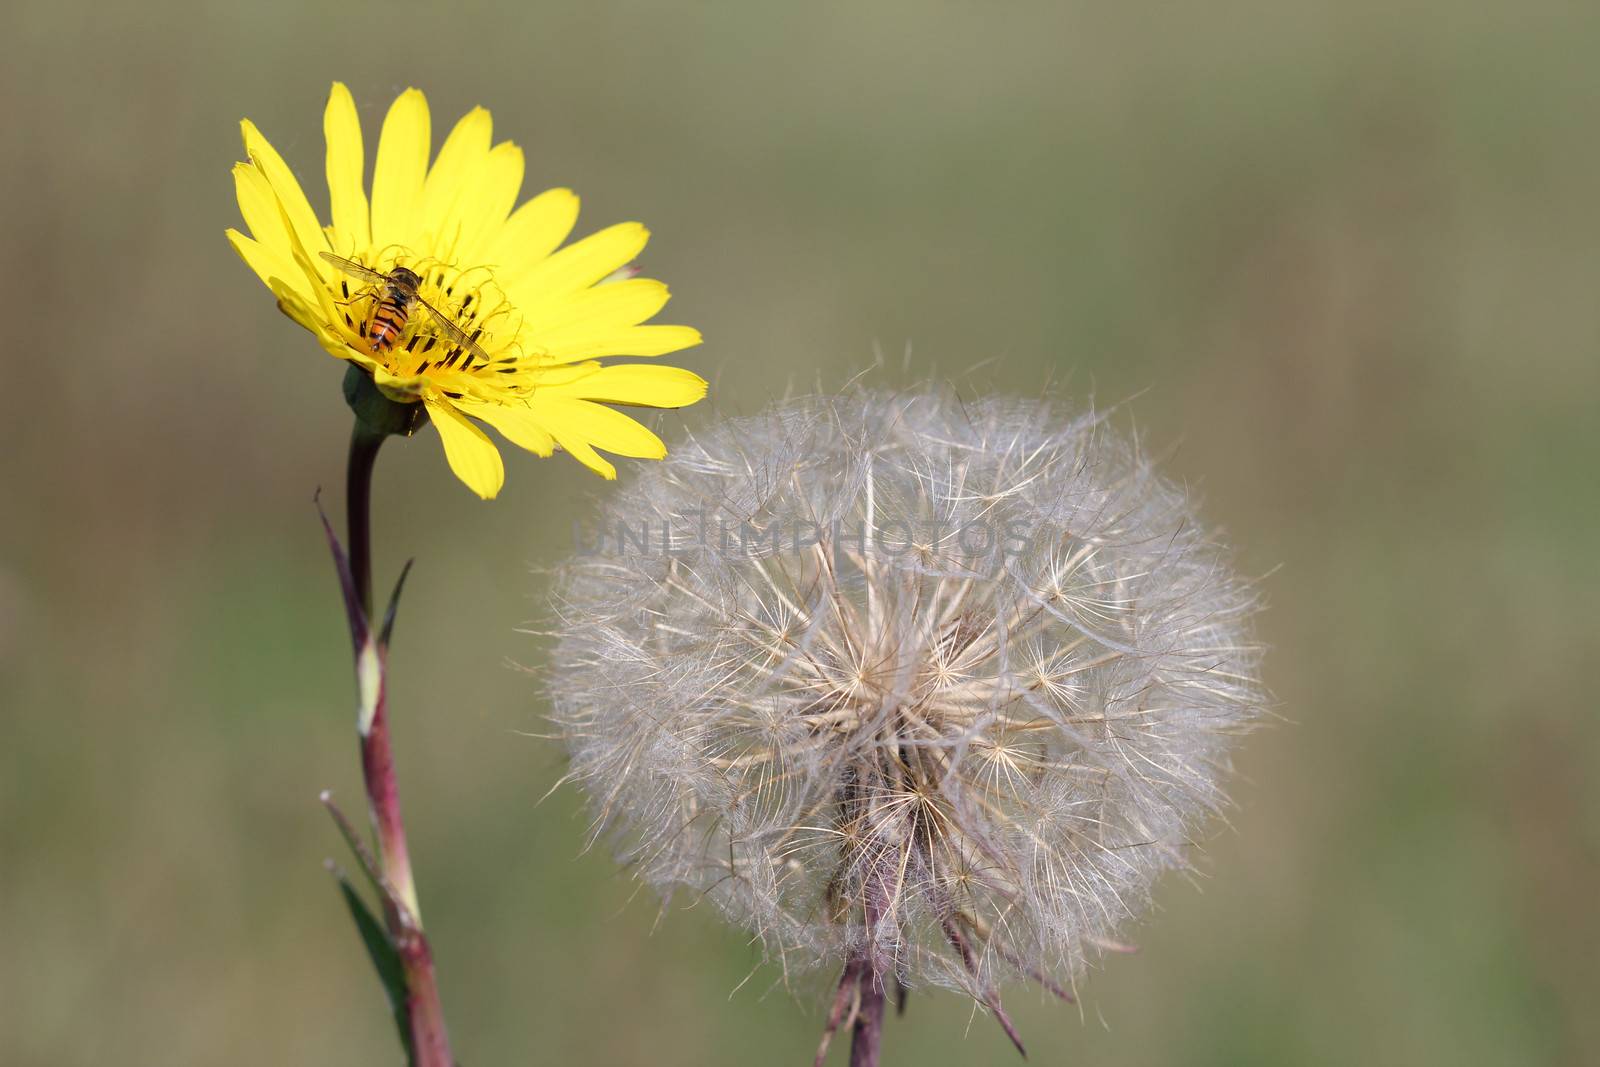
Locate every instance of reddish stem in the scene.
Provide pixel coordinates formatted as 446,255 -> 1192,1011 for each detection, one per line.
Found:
849,964 -> 886,1067
393,909 -> 451,1065
345,424 -> 453,1067
848,868 -> 892,1067
359,667 -> 417,923
362,655 -> 450,1061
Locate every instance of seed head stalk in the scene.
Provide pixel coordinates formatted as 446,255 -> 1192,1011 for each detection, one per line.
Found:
327,391 -> 452,1067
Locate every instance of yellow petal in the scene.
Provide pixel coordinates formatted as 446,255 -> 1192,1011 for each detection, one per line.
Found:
456,398 -> 556,456
427,398 -> 505,499
226,227 -> 312,304
240,120 -> 328,263
265,182 -> 349,333
323,82 -> 370,251
507,222 -> 649,313
372,365 -> 427,401
536,325 -> 704,363
486,188 -> 580,280
539,364 -> 707,409
420,105 -> 491,245
234,165 -> 338,314
256,270 -> 369,369
311,323 -> 379,370
529,396 -> 672,479
370,88 -> 431,252
233,162 -> 291,255
525,278 -> 671,335
268,280 -> 325,335
453,141 -> 524,264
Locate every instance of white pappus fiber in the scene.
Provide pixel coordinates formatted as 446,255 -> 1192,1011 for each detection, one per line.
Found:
546,387 -> 1264,1018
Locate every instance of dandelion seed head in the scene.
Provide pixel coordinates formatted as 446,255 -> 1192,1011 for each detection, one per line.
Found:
547,387 -> 1265,1004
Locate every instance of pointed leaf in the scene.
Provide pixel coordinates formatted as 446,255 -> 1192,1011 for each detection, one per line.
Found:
332,866 -> 413,1061
379,559 -> 415,649
321,791 -> 387,904
315,490 -> 369,650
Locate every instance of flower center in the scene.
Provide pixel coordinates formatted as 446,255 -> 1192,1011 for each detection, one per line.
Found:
326,250 -> 530,400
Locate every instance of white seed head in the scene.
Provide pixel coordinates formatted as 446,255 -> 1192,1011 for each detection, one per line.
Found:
546,388 -> 1264,1003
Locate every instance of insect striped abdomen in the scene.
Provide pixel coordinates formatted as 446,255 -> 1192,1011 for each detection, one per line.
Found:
368,287 -> 413,353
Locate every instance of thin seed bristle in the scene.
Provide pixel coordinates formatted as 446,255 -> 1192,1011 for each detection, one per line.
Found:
546,386 -> 1265,1015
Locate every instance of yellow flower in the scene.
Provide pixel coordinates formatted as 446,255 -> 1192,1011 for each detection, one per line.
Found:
227,83 -> 706,497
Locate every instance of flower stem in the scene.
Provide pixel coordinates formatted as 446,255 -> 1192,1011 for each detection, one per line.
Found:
346,425 -> 381,618
344,419 -> 454,1067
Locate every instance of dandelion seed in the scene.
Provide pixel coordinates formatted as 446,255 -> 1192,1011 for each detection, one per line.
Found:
547,387 -> 1265,1060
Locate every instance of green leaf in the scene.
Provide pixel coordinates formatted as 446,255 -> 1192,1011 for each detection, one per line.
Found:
379,558 -> 415,649
334,869 -> 413,1062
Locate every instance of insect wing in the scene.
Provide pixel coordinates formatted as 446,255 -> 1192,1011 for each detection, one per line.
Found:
319,251 -> 391,285
413,293 -> 495,366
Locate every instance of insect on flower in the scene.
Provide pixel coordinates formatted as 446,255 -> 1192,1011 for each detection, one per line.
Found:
320,252 -> 493,369
228,84 -> 708,497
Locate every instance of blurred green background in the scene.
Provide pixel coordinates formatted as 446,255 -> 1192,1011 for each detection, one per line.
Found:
3,2 -> 1597,1064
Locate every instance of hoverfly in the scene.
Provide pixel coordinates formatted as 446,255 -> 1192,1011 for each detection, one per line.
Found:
320,252 -> 493,367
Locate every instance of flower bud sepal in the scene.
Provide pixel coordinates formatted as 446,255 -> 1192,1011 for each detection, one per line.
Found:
344,364 -> 429,439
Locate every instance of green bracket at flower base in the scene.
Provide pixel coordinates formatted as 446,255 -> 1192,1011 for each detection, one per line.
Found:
344,364 -> 429,439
